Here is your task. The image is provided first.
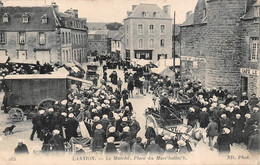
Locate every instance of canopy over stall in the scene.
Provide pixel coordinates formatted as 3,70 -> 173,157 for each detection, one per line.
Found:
151,67 -> 175,78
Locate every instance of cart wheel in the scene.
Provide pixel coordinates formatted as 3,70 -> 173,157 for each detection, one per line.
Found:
37,98 -> 57,111
9,108 -> 24,122
146,114 -> 159,135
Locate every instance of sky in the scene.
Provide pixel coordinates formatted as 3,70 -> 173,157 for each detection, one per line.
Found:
1,0 -> 197,24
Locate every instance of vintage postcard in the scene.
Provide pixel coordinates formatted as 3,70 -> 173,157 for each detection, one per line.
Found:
0,0 -> 259,164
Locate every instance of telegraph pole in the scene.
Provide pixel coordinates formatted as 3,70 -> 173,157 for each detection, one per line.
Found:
172,11 -> 176,73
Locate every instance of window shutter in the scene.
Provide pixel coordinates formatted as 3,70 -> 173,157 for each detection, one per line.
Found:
17,32 -> 19,43
37,32 -> 39,44
44,33 -> 46,44
5,32 -> 7,43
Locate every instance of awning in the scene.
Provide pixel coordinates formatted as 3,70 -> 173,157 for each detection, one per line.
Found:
51,67 -> 69,76
151,67 -> 175,78
136,59 -> 152,66
155,58 -> 180,67
9,58 -> 37,64
67,76 -> 93,85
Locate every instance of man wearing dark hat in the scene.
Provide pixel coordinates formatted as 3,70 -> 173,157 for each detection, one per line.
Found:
132,137 -> 145,154
146,138 -> 162,154
248,94 -> 259,111
129,115 -> 141,138
119,136 -> 131,154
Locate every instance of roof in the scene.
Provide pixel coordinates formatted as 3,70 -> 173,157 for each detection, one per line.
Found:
181,13 -> 194,26
0,6 -> 57,31
87,22 -> 108,30
107,30 -> 118,38
88,30 -> 109,35
126,3 -> 171,20
241,0 -> 258,20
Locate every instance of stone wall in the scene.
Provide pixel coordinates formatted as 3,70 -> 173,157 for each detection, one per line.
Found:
205,0 -> 246,93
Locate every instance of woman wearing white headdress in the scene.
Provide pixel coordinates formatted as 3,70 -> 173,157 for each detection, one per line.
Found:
76,108 -> 90,138
217,128 -> 231,155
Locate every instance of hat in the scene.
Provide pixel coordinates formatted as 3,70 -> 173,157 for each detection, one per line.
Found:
101,103 -> 106,108
122,117 -> 128,122
61,100 -> 68,105
136,137 -> 142,143
245,113 -> 251,118
48,108 -> 54,112
170,133 -> 176,137
148,123 -> 154,128
162,135 -> 171,140
39,110 -> 45,114
221,114 -> 226,118
182,135 -> 189,140
111,99 -> 116,103
131,115 -> 136,120
202,107 -> 207,112
68,107 -> 73,111
222,128 -> 231,134
236,114 -> 241,117
96,124 -> 102,129
90,102 -> 95,106
107,137 -> 115,143
219,104 -> 226,109
109,127 -> 116,133
53,129 -> 60,135
211,103 -> 218,108
97,106 -> 102,110
253,107 -> 259,112
88,98 -> 93,102
55,101 -> 59,105
123,126 -> 130,132
240,102 -> 246,106
189,107 -> 195,112
93,116 -> 100,122
158,128 -> 163,135
166,144 -> 173,150
92,109 -> 97,113
68,113 -> 74,118
177,140 -> 186,147
125,106 -> 130,110
114,114 -> 120,120
119,113 -> 124,117
61,112 -> 67,116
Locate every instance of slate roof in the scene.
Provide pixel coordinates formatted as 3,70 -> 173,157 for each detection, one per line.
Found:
87,22 -> 108,30
181,13 -> 194,26
0,6 -> 57,31
241,0 -> 259,20
126,3 -> 171,20
88,30 -> 109,35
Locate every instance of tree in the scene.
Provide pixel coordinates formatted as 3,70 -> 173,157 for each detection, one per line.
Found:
106,22 -> 123,30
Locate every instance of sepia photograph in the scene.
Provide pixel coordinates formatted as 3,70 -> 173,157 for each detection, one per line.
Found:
0,0 -> 259,164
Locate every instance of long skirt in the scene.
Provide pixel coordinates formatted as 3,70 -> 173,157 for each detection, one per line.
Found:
79,121 -> 90,138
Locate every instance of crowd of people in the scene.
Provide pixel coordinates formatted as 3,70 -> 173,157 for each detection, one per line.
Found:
8,60 -> 259,157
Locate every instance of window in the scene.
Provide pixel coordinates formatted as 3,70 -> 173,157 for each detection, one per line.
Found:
62,32 -> 65,44
136,53 -> 140,59
160,39 -> 165,47
101,35 -> 105,41
149,25 -> 154,34
41,14 -> 48,24
0,33 -> 6,43
142,12 -> 147,17
39,33 -> 46,45
160,25 -> 165,34
19,32 -> 26,44
138,24 -> 143,34
149,39 -> 154,48
3,13 -> 8,23
153,12 -> 157,17
68,32 -> 71,44
138,39 -> 144,48
117,42 -> 120,48
250,37 -> 259,61
126,25 -> 129,33
22,13 -> 29,23
145,53 -> 150,59
254,6 -> 260,18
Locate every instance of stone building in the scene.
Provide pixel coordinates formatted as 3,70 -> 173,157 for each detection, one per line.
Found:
124,3 -> 172,62
0,2 -> 88,65
180,0 -> 260,97
110,27 -> 125,61
88,29 -> 109,57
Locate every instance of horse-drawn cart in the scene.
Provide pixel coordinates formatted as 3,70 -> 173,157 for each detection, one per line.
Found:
86,63 -> 99,81
1,74 -> 92,122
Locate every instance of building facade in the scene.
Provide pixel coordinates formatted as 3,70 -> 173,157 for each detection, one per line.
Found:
124,3 -> 173,62
0,2 -> 88,65
110,27 -> 125,61
88,29 -> 109,56
180,0 -> 260,97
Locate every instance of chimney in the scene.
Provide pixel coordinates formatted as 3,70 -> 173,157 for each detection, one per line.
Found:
73,9 -> 78,18
132,5 -> 137,11
186,11 -> 193,19
163,5 -> 171,16
0,1 -> 3,7
127,11 -> 132,17
52,2 -> 59,12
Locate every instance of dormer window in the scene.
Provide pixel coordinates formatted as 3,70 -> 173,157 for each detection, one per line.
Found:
142,12 -> 147,17
153,12 -> 157,17
22,13 -> 29,23
3,13 -> 9,23
41,14 -> 48,24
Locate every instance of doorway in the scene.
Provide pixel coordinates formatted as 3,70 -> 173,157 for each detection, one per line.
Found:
241,76 -> 248,94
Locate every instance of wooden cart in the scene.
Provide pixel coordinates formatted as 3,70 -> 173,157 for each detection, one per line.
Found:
2,74 -> 92,122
